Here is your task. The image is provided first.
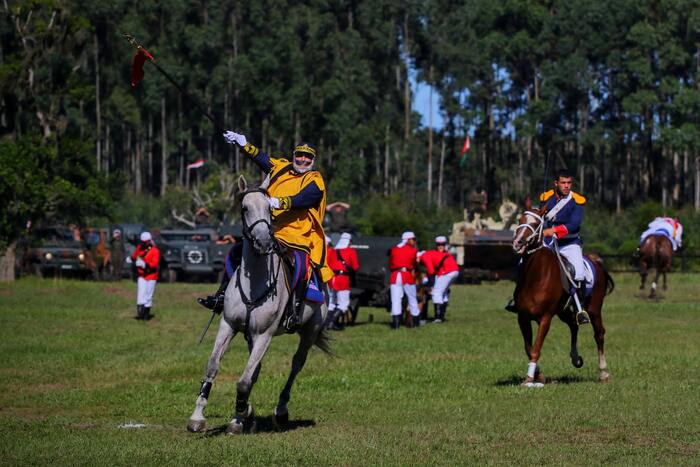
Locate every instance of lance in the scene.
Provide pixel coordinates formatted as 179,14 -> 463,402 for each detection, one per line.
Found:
123,32 -> 225,134
197,311 -> 218,345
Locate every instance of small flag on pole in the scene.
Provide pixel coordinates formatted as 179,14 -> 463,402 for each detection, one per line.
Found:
186,159 -> 205,170
459,135 -> 471,167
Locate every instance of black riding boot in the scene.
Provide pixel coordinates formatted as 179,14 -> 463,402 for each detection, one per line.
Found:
197,282 -> 227,314
134,305 -> 144,320
391,315 -> 400,330
440,303 -> 448,322
143,306 -> 154,321
575,281 -> 590,325
433,303 -> 442,323
505,298 -> 517,313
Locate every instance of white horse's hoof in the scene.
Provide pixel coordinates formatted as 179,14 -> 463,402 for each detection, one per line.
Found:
524,382 -> 545,388
226,406 -> 256,435
599,372 -> 611,383
186,419 -> 206,433
226,421 -> 244,435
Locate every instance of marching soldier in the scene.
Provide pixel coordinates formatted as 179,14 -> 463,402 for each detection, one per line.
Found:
129,231 -> 160,321
327,232 -> 359,330
420,236 -> 459,323
388,231 -> 420,329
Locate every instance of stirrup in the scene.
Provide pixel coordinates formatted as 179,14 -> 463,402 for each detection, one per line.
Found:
197,293 -> 224,314
505,299 -> 517,313
576,310 -> 590,325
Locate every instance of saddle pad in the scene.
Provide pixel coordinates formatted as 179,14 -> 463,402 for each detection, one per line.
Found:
305,270 -> 326,303
654,229 -> 673,241
582,257 -> 596,297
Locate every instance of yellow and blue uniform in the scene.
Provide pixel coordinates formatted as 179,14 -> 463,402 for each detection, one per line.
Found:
243,142 -> 333,283
539,190 -> 586,247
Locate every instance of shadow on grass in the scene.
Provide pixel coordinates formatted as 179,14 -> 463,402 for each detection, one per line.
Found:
494,373 -> 598,386
202,416 -> 316,436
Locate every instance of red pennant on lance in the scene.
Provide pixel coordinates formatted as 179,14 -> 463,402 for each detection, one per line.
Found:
187,159 -> 205,170
130,48 -> 155,88
461,135 -> 471,156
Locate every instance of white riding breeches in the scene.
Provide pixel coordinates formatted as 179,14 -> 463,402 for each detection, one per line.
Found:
390,274 -> 420,317
137,277 -> 157,307
432,271 -> 459,304
557,243 -> 585,282
329,289 -> 351,312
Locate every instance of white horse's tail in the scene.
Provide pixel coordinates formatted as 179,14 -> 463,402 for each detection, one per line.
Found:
314,328 -> 334,355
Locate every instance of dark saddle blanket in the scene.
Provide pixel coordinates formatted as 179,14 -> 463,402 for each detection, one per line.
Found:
284,254 -> 326,304
558,256 -> 596,297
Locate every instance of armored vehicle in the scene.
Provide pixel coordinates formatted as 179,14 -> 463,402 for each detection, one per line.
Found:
23,226 -> 92,278
156,228 -> 232,282
327,233 -> 396,321
448,201 -> 520,282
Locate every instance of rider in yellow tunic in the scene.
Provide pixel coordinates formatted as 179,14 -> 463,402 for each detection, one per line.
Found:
197,129 -> 331,332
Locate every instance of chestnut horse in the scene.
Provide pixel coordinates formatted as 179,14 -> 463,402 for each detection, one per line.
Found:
638,234 -> 673,298
511,208 -> 614,386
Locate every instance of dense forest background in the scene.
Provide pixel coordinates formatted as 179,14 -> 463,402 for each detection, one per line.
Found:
3,0 -> 700,256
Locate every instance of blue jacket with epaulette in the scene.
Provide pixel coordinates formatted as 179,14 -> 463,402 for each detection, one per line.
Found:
540,190 -> 586,247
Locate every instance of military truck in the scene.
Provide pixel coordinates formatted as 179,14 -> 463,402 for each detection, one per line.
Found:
156,228 -> 232,282
22,226 -> 93,278
448,201 -> 520,282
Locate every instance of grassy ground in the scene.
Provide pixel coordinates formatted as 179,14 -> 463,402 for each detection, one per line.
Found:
0,274 -> 698,465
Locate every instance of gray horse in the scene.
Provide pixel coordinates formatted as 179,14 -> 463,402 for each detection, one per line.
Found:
187,175 -> 331,434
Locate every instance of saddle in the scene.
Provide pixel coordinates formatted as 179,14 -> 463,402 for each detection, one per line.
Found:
556,255 -> 596,298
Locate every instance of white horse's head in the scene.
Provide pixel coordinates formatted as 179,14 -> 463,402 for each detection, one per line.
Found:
238,175 -> 275,255
512,208 -> 545,256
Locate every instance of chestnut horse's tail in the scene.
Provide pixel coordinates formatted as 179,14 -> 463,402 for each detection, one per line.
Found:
588,253 -> 615,296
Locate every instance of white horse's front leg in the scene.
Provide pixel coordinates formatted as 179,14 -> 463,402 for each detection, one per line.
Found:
226,331 -> 273,435
187,317 -> 235,433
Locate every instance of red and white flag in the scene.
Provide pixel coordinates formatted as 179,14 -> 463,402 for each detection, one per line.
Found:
186,159 -> 205,170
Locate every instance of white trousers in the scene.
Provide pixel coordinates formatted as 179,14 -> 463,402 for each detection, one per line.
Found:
137,277 -> 157,307
640,222 -> 681,251
390,274 -> 420,317
329,289 -> 351,312
432,271 -> 459,304
556,243 -> 585,281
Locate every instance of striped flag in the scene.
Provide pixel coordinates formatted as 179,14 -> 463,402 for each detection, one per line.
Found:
459,135 -> 471,167
186,159 -> 205,170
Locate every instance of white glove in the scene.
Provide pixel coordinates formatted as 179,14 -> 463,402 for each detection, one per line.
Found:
268,197 -> 281,209
223,130 -> 247,147
135,258 -> 146,268
126,257 -> 133,264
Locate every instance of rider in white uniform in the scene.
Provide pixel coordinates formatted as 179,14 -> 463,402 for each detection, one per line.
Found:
639,217 -> 683,251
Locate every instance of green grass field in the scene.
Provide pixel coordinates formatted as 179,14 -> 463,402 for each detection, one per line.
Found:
1,274 -> 698,465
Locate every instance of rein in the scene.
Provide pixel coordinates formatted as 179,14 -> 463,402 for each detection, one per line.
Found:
239,187 -> 281,256
516,210 -> 545,255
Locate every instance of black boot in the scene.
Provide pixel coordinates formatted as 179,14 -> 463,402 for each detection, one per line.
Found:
197,288 -> 225,314
283,299 -> 303,333
575,281 -> 590,325
134,305 -> 144,320
505,298 -> 517,313
391,315 -> 400,330
440,303 -> 448,322
143,306 -> 154,321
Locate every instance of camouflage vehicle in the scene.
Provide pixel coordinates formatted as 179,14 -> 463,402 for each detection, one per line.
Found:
448,201 -> 520,282
22,226 -> 93,278
156,228 -> 232,282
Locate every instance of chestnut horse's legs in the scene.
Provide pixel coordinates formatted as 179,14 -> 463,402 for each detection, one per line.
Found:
561,314 -> 583,368
521,314 -> 552,385
650,268 -> 660,298
639,259 -> 648,290
590,312 -> 610,382
518,313 -> 533,360
662,270 -> 668,291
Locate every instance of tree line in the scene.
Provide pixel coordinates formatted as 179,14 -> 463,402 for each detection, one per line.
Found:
2,0 -> 700,234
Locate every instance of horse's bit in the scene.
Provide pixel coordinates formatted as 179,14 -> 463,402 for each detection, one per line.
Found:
516,210 -> 545,255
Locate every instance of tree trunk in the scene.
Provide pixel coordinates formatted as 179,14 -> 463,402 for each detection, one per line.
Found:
148,114 -> 153,191
0,241 -> 17,282
135,134 -> 142,194
427,64 -> 434,202
94,31 -> 101,172
160,97 -> 168,196
695,153 -> 700,212
438,136 -> 446,207
384,124 -> 390,196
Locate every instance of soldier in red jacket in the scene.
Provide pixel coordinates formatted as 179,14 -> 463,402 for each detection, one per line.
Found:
129,231 -> 160,320
420,236 -> 459,323
327,232 -> 359,330
388,231 -> 420,329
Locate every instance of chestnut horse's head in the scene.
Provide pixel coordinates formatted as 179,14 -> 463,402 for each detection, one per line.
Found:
512,207 -> 546,256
